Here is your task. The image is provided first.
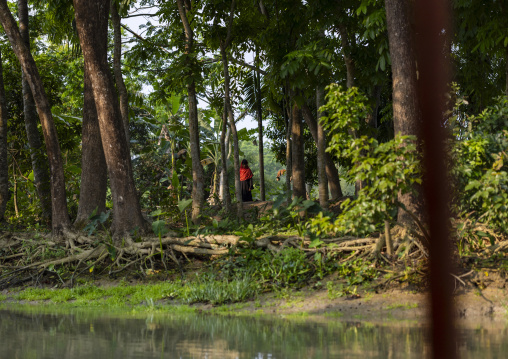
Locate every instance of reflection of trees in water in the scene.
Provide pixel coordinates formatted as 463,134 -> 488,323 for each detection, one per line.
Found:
0,309 -> 506,358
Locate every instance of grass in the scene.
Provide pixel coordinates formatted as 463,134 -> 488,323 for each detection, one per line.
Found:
6,276 -> 258,309
385,303 -> 418,310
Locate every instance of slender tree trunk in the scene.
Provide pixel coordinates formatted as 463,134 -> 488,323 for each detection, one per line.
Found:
220,110 -> 231,212
301,103 -> 343,199
176,0 -> 205,224
220,0 -> 243,218
284,92 -> 292,201
316,86 -> 328,208
385,0 -> 423,224
18,0 -> 52,224
0,48 -> 8,221
220,42 -> 243,218
337,23 -> 355,89
73,0 -> 147,238
0,0 -> 70,234
110,1 -> 129,144
255,64 -> 265,201
74,67 -> 107,228
367,85 -> 382,130
291,104 -> 305,199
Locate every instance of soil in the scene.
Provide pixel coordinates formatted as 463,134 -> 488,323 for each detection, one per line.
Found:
200,273 -> 508,329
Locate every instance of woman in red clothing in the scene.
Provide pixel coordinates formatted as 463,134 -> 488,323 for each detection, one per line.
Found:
239,159 -> 254,202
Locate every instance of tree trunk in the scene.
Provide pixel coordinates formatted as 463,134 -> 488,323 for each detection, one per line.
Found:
0,0 -> 70,234
284,92 -> 292,202
219,109 -> 231,212
74,67 -> 107,228
255,51 -> 265,201
73,0 -> 147,238
385,0 -> 423,224
291,104 -> 305,199
18,0 -> 52,224
316,86 -> 328,208
367,85 -> 382,130
337,23 -> 355,89
110,1 -> 130,145
301,103 -> 343,199
220,42 -> 243,219
0,48 -> 8,221
176,0 -> 205,224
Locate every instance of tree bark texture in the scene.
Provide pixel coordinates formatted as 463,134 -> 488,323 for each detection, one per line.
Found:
301,103 -> 343,199
219,109 -> 231,212
18,0 -> 52,223
291,104 -> 305,199
110,1 -> 129,145
316,86 -> 328,208
255,62 -> 265,201
385,0 -> 423,224
0,48 -> 8,221
176,0 -> 205,224
74,67 -> 107,228
73,0 -> 147,237
0,0 -> 70,233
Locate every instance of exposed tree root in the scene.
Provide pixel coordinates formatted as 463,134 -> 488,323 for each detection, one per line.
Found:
2,218 -> 504,291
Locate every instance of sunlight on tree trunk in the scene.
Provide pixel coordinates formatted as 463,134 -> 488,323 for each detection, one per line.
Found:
73,0 -> 147,238
18,0 -> 52,224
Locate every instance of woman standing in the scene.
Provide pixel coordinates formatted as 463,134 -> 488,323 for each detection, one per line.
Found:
240,159 -> 254,202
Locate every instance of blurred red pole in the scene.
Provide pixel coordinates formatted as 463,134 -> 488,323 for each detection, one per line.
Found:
414,1 -> 457,358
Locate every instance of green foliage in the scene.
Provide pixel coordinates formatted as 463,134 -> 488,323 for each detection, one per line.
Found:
320,84 -> 370,142
316,84 -> 421,236
83,210 -> 110,236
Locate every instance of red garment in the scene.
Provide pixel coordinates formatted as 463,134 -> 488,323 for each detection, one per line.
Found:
240,167 -> 253,181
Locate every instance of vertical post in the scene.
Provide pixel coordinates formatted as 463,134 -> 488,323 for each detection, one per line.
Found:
414,1 -> 456,358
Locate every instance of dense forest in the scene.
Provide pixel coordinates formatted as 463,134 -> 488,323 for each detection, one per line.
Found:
0,0 -> 506,326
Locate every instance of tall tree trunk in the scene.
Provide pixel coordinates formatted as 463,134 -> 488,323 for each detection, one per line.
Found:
176,0 -> 205,224
337,23 -> 355,89
367,85 -> 382,130
301,103 -> 343,199
110,1 -> 129,144
284,92 -> 292,202
74,67 -> 107,228
0,0 -> 70,234
291,104 -> 305,199
18,0 -> 52,224
220,42 -> 243,219
385,0 -> 423,224
73,0 -> 147,238
0,48 -> 8,221
220,0 -> 243,218
316,86 -> 328,208
255,50 -> 265,201
219,109 -> 231,212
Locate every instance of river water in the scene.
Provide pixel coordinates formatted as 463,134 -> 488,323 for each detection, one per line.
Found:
0,307 -> 506,358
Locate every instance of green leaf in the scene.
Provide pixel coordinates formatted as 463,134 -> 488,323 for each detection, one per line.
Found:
152,219 -> 169,236
149,209 -> 163,217
309,239 -> 324,248
178,198 -> 193,213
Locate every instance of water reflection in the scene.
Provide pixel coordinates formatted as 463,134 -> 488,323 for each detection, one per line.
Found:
0,307 -> 506,358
